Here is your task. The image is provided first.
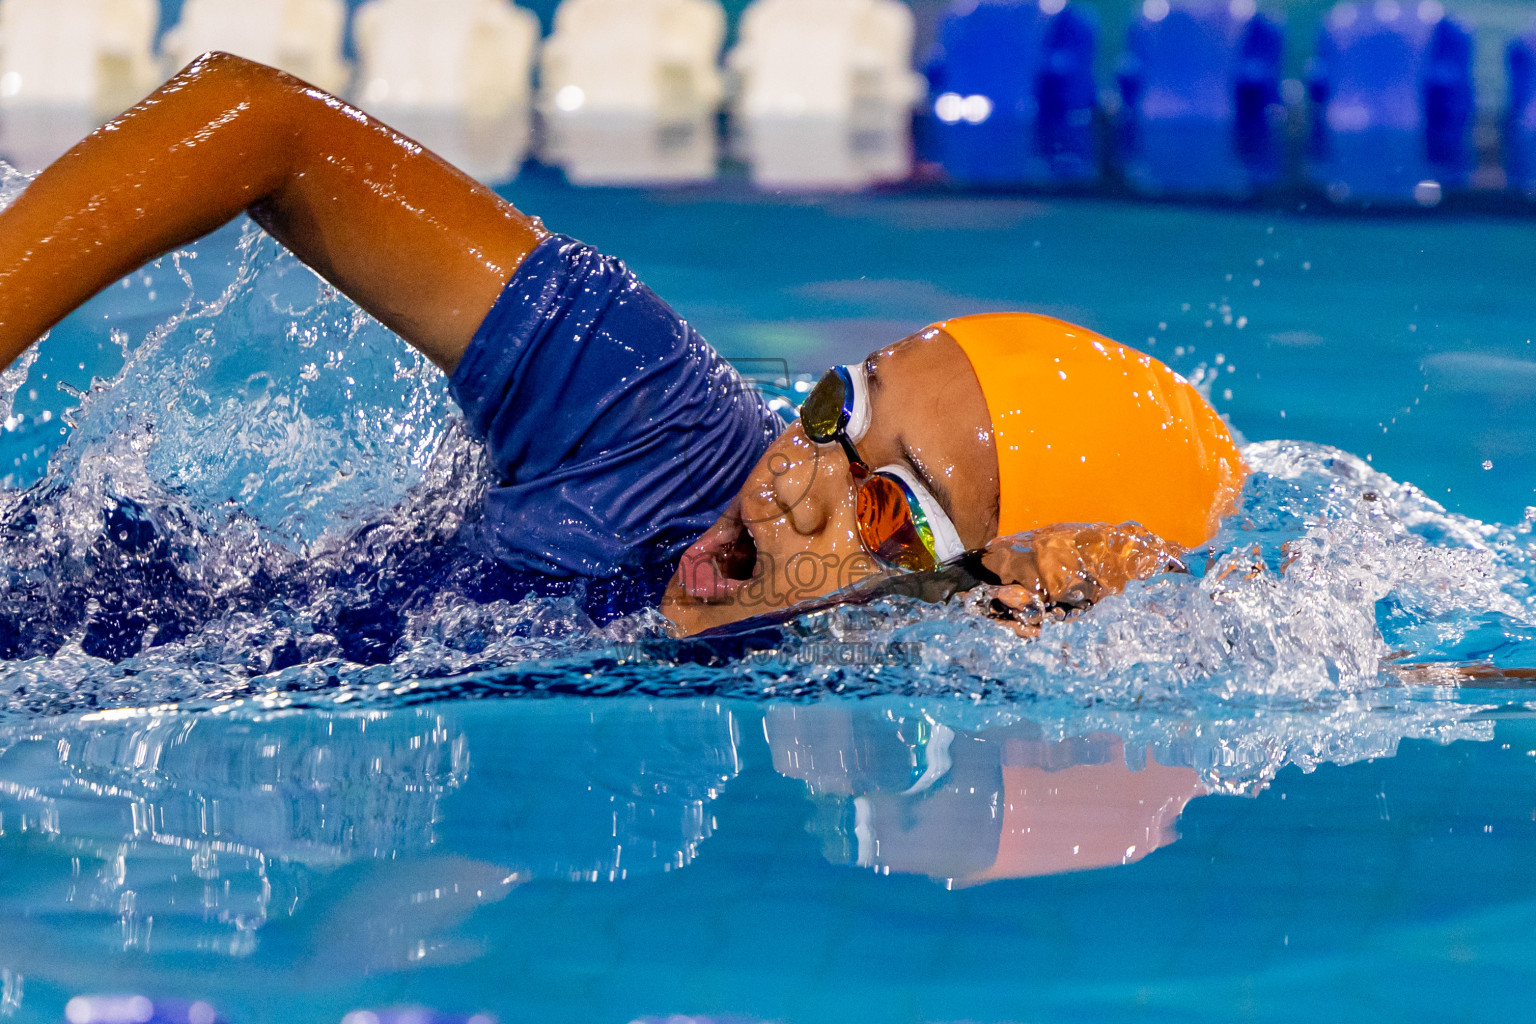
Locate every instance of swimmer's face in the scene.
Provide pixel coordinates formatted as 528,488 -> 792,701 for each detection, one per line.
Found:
662,328 -> 1000,636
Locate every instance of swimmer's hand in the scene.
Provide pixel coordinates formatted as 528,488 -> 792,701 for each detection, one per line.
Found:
968,522 -> 1186,638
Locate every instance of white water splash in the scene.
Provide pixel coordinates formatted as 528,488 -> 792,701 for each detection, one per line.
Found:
0,202 -> 1530,732
0,164 -> 38,437
0,968 -> 19,1018
0,161 -> 28,210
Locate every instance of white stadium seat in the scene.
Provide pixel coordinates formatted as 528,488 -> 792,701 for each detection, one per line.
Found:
539,0 -> 726,184
0,0 -> 160,170
354,0 -> 538,117
352,0 -> 540,183
161,0 -> 350,95
727,0 -> 921,189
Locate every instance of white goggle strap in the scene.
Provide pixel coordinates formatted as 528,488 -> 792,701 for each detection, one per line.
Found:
841,362 -> 872,444
874,462 -> 967,566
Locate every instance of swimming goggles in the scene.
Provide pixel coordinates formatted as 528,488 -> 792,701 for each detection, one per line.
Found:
799,363 -> 966,573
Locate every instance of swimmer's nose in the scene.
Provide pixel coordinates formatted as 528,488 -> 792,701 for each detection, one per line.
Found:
771,423 -> 847,536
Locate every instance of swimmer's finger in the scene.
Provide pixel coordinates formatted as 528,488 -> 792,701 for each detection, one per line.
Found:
958,585 -> 1044,638
988,585 -> 1045,620
979,538 -> 1045,594
1000,618 -> 1042,639
985,588 -> 1045,639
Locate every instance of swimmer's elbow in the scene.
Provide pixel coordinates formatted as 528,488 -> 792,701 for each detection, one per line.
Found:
156,51 -> 339,166
171,51 -> 262,83
167,51 -> 311,102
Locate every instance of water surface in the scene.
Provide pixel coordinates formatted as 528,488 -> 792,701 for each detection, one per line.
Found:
0,168 -> 1533,1022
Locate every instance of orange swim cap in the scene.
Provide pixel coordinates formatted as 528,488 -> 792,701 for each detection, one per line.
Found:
939,313 -> 1247,548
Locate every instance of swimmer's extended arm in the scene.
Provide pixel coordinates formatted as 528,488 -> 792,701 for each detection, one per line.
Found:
0,52 -> 546,374
976,523 -> 1186,637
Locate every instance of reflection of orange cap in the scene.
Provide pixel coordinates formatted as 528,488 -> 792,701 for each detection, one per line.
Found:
939,313 -> 1248,548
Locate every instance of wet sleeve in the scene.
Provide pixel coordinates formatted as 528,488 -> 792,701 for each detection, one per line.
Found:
448,234 -> 785,578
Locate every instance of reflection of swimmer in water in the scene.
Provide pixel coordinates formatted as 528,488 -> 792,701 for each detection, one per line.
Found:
765,705 -> 1208,884
0,54 -> 1247,638
0,701 -> 743,982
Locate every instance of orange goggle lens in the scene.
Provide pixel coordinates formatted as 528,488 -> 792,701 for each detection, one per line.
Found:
855,473 -> 939,573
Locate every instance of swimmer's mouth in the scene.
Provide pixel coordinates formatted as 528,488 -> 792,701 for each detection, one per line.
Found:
678,515 -> 761,602
716,522 -> 758,582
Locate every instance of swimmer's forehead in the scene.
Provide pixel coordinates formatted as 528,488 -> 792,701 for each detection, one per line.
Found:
853,327 -> 1000,546
859,325 -> 953,372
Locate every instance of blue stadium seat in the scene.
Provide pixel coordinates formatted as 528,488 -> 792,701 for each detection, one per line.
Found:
919,0 -> 1099,186
1307,1 -> 1473,203
1505,23 -> 1536,196
1116,1 -> 1284,197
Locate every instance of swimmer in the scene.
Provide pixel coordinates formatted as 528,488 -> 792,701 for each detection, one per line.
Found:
0,54 -> 1247,638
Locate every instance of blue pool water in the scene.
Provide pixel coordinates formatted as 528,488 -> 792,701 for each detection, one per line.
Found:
1,165 -> 1536,1022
